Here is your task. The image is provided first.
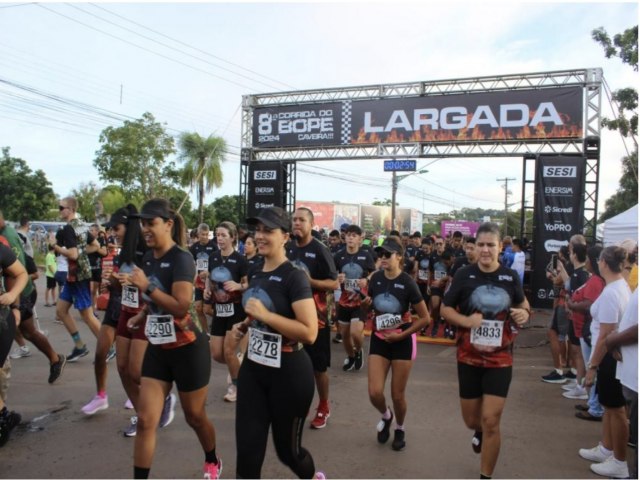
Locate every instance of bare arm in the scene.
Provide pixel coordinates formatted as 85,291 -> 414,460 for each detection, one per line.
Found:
243,297 -> 319,345
0,260 -> 28,306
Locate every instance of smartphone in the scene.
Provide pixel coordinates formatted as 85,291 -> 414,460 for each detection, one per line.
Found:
551,254 -> 558,270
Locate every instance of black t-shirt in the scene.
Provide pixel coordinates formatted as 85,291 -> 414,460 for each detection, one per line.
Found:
443,264 -> 525,367
57,223 -> 95,283
405,245 -> 419,260
243,260 -> 313,348
368,270 -> 422,333
447,246 -> 466,259
88,236 -> 107,270
570,265 -> 590,294
208,250 -> 248,304
190,240 -> 218,289
246,254 -> 264,275
429,252 -> 449,286
415,250 -> 431,284
450,256 -> 471,277
142,244 -> 200,348
334,247 -> 376,307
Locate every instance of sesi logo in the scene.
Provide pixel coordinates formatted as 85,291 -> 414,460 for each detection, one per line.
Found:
254,170 -> 277,180
543,166 -> 577,177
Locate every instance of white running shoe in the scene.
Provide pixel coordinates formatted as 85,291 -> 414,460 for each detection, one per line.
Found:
9,345 -> 31,359
563,385 -> 588,400
590,456 -> 629,478
579,444 -> 612,463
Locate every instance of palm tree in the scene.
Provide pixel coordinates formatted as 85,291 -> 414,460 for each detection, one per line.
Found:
177,132 -> 227,224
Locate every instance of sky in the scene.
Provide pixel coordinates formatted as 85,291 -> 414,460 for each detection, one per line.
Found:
0,1 -> 637,219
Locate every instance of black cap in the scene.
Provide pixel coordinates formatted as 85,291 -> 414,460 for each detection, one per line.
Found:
103,207 -> 130,229
131,199 -> 172,220
246,207 -> 291,232
340,223 -> 350,231
375,237 -> 403,255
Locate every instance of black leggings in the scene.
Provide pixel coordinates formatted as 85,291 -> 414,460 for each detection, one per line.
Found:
0,308 -> 16,366
235,350 -> 315,479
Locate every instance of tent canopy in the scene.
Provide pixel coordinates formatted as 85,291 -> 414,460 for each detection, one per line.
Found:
601,204 -> 638,247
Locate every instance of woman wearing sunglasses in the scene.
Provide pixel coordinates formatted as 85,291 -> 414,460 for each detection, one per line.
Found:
126,199 -> 220,479
362,236 -> 430,451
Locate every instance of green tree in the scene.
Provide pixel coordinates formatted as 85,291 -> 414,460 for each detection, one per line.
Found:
592,25 -> 638,221
71,182 -> 101,222
177,132 -> 227,224
99,185 -> 132,215
210,195 -> 241,226
0,147 -> 57,220
94,112 -> 177,200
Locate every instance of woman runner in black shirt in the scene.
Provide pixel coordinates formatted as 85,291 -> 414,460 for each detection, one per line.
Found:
231,207 -> 324,479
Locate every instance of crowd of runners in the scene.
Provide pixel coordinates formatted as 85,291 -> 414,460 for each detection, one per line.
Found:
0,198 -> 637,479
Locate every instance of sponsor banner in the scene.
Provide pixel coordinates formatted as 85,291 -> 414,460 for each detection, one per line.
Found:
410,208 -> 422,234
252,87 -> 583,148
441,220 -> 480,238
361,205 -> 392,233
247,162 -> 284,218
532,155 -> 585,307
295,201 -> 335,232
334,204 -> 359,230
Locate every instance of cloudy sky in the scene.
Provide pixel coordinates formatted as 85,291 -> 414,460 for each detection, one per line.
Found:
0,1 -> 637,216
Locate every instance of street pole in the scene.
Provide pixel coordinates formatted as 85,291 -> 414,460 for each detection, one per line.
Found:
391,171 -> 398,232
497,177 -> 516,236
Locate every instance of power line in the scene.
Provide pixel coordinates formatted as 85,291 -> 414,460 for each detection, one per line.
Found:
497,177 -> 516,235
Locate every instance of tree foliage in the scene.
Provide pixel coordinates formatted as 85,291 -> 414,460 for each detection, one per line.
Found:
0,147 -> 57,221
592,25 -> 639,221
70,182 -> 102,222
94,112 -> 177,200
211,195 -> 241,227
177,132 -> 227,224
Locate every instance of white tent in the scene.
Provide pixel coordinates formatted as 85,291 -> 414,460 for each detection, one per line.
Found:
601,204 -> 638,247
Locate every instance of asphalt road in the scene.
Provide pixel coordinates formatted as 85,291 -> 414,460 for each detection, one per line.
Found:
0,276 -> 608,479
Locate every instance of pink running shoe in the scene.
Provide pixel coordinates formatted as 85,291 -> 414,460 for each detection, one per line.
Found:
203,459 -> 222,479
81,394 -> 109,415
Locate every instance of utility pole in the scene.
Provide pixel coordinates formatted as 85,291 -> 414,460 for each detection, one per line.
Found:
497,177 -> 515,236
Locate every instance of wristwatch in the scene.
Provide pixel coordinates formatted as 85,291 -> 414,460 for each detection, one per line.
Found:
588,362 -> 598,370
145,283 -> 157,297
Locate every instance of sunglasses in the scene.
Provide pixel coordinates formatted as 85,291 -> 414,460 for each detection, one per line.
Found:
377,251 -> 394,259
58,205 -> 68,211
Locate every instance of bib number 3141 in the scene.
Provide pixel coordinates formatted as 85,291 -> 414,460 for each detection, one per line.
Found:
247,328 -> 282,368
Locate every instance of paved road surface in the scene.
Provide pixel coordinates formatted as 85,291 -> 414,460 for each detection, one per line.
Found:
0,276 -> 608,478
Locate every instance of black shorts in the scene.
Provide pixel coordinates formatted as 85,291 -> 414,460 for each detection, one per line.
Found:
141,332 -> 210,392
46,276 -> 57,290
194,288 -> 212,305
102,292 -> 121,329
91,269 -> 102,283
369,331 -> 416,361
304,324 -> 331,372
550,306 -> 569,337
457,362 -> 512,399
336,305 -> 366,325
430,287 -> 443,298
596,353 -> 626,408
210,303 -> 245,337
19,289 -> 37,322
418,283 -> 430,303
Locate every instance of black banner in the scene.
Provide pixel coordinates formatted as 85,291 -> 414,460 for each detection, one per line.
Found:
531,155 -> 585,308
247,162 -> 284,218
252,87 -> 583,148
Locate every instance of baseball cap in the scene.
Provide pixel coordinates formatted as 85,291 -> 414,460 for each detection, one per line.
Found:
340,223 -> 350,231
103,207 -> 130,229
374,237 -> 403,255
246,207 -> 291,232
131,199 -> 173,220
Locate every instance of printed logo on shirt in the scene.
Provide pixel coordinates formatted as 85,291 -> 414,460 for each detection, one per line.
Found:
160,262 -> 170,268
305,252 -> 317,259
498,275 -> 513,282
269,275 -> 283,282
394,283 -> 405,290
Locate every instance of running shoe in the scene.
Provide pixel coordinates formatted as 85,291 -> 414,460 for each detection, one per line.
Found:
9,345 -> 31,359
224,384 -> 237,403
376,410 -> 393,444
562,381 -> 578,390
48,354 -> 66,384
391,429 -> 406,451
81,394 -> 109,415
105,345 -> 116,363
67,345 -> 89,363
203,458 -> 222,479
590,456 -> 629,478
0,409 -> 21,447
342,356 -> 356,372
541,370 -> 566,384
314,471 -> 326,479
472,431 -> 483,454
562,385 -> 588,400
354,350 -> 364,371
310,408 -> 330,429
575,404 -> 589,411
579,444 -> 612,463
564,371 -> 577,381
124,398 -> 134,409
332,333 -> 342,344
124,416 -> 137,437
159,393 -> 176,428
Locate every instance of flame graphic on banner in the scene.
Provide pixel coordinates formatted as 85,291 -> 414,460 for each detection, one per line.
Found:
351,110 -> 582,144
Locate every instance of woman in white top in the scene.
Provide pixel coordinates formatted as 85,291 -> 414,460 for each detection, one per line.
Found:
578,246 -> 631,479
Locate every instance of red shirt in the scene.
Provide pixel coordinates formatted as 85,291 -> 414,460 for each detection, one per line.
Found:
570,275 -> 605,337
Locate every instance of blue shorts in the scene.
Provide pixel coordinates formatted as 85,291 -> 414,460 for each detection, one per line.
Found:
59,280 -> 93,311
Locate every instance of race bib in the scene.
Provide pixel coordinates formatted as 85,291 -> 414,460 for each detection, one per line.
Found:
344,279 -> 359,292
247,328 -> 282,368
376,313 -> 403,331
196,258 -> 208,271
418,269 -> 429,281
470,319 -> 504,348
121,286 -> 139,309
145,315 -> 177,345
216,303 -> 234,318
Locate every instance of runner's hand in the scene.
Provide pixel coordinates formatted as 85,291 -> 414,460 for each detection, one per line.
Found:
129,266 -> 149,291
466,312 -> 483,329
510,308 -> 530,326
244,298 -> 269,323
0,292 -> 18,306
381,331 -> 402,343
203,289 -> 211,301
